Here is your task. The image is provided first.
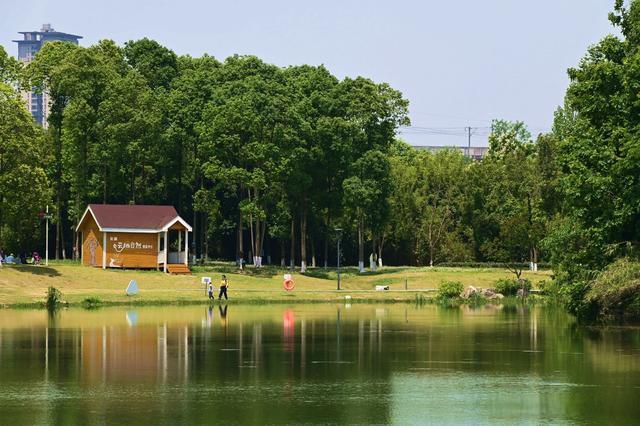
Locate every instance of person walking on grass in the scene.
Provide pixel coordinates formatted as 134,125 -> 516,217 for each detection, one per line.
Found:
208,282 -> 214,300
218,274 -> 229,300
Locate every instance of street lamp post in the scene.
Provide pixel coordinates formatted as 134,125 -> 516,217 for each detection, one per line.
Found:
335,228 -> 342,290
45,205 -> 49,266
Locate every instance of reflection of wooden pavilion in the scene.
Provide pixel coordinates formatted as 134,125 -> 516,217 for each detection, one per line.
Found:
76,204 -> 192,274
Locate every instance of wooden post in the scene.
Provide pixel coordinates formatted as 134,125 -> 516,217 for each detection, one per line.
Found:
178,231 -> 182,262
102,232 -> 107,269
184,230 -> 189,266
163,230 -> 168,273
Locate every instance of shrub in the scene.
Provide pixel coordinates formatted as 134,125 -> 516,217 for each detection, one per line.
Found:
494,278 -> 532,296
585,258 -> 640,320
45,287 -> 62,310
538,279 -> 562,298
82,297 -> 102,308
437,281 -> 464,300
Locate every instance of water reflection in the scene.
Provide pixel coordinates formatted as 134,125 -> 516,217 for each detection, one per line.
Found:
0,305 -> 639,424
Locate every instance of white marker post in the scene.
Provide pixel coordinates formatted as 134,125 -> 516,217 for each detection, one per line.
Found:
45,205 -> 49,266
202,277 -> 211,295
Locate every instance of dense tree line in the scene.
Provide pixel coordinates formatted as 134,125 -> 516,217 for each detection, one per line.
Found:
543,0 -> 640,318
0,37 -> 564,270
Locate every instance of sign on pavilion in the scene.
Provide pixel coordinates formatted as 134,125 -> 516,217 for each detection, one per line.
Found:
76,204 -> 192,274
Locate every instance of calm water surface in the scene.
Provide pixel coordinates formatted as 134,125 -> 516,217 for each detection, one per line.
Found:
0,304 -> 639,425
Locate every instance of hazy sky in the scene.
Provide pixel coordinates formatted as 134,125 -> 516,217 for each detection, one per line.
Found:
1,0 -> 617,146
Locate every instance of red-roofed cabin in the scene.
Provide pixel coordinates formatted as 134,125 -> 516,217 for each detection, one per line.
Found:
76,204 -> 192,274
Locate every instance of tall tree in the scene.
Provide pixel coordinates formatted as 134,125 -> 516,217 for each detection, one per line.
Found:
0,83 -> 51,252
25,41 -> 79,259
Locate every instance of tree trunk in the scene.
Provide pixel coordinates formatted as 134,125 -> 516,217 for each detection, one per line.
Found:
55,198 -> 61,259
60,216 -> 66,260
311,236 -> 316,268
289,217 -> 295,270
130,156 -> 135,203
280,240 -> 286,267
300,208 -> 307,273
74,230 -> 80,262
323,237 -> 328,269
203,213 -> 209,261
358,219 -> 365,273
237,211 -> 243,270
324,211 -> 330,268
257,217 -> 266,268
370,238 -> 377,272
530,246 -> 538,271
378,236 -> 384,268
200,212 -> 205,261
249,210 -> 256,267
104,164 -> 108,204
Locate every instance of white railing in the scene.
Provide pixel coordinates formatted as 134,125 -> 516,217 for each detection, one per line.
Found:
167,252 -> 185,264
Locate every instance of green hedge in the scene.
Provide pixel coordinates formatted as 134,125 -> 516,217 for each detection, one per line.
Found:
436,262 -> 551,269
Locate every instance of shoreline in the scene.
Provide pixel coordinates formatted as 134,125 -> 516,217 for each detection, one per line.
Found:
4,292 -> 438,309
0,263 -> 550,309
4,293 -> 548,310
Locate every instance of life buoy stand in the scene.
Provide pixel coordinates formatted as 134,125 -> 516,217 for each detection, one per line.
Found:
283,274 -> 295,291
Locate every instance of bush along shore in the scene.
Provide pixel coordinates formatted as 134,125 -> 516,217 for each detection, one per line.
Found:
435,278 -> 540,307
564,258 -> 640,323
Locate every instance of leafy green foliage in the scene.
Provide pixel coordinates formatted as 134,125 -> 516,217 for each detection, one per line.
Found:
0,83 -> 50,252
544,1 -> 640,318
45,287 -> 63,310
436,280 -> 464,300
3,34 -> 561,276
494,278 -> 532,296
585,258 -> 640,320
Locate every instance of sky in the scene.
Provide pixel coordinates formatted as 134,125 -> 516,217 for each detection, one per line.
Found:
1,0 -> 617,146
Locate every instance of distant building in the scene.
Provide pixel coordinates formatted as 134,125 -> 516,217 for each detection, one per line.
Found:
412,145 -> 488,160
13,24 -> 82,127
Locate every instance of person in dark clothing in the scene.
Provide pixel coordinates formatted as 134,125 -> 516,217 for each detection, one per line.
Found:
218,274 -> 229,300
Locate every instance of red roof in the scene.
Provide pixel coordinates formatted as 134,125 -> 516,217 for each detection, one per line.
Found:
86,204 -> 183,230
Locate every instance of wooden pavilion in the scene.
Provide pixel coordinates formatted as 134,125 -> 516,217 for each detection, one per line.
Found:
76,204 -> 192,274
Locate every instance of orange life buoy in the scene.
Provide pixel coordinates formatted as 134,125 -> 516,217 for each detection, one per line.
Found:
283,278 -> 295,291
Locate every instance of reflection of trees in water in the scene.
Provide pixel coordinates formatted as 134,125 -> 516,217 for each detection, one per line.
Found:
0,306 -> 639,423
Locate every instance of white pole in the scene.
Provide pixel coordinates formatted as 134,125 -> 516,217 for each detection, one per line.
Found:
184,230 -> 188,266
163,230 -> 168,273
157,233 -> 160,270
178,231 -> 182,263
102,232 -> 107,269
45,205 -> 49,266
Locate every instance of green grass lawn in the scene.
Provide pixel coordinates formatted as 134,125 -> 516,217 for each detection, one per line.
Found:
0,261 -> 551,307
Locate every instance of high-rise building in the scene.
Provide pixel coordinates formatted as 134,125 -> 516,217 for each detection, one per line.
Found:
13,24 -> 82,127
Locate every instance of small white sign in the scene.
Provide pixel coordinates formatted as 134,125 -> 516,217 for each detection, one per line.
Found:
284,274 -> 292,281
201,277 -> 211,284
126,280 -> 139,296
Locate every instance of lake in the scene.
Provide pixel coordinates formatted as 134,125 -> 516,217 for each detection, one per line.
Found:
0,303 -> 639,425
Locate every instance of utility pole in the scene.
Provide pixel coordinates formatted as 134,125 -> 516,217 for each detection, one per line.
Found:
466,126 -> 472,158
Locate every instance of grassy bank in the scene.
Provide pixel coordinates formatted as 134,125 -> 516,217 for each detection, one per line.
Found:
0,262 -> 551,308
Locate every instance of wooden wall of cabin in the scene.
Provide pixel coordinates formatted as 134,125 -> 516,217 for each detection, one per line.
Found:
81,217 -> 104,267
104,232 -> 158,268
